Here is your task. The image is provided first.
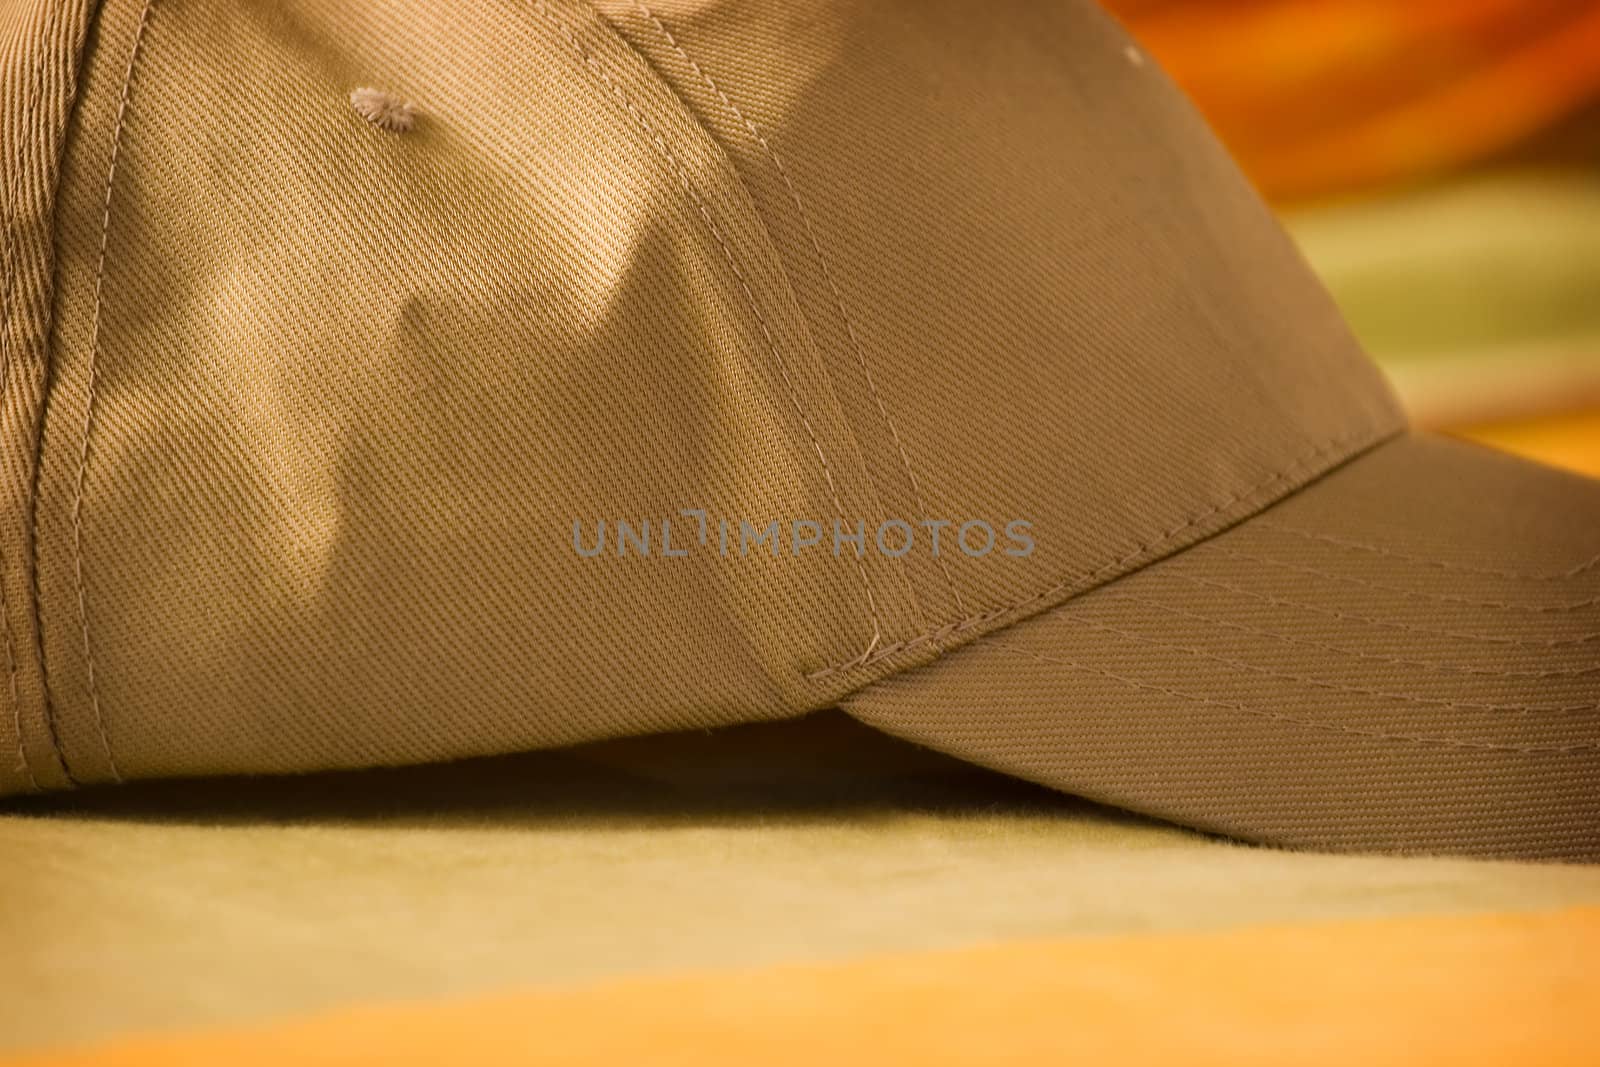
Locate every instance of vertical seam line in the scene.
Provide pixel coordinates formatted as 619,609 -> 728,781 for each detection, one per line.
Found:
0,3 -> 62,792
626,1 -> 967,627
27,5 -> 98,789
530,0 -> 884,666
71,0 -> 154,784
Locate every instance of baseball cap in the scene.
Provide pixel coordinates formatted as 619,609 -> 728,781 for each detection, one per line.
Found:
0,0 -> 1594,861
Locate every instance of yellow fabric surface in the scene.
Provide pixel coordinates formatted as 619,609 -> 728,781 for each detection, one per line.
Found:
6,715 -> 1600,1056
7,905 -> 1597,1067
1460,409 -> 1600,478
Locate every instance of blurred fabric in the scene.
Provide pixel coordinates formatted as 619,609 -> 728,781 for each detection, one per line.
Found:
1111,0 -> 1600,474
1108,0 -> 1600,201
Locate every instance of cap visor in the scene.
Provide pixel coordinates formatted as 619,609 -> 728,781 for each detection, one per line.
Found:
841,434 -> 1600,860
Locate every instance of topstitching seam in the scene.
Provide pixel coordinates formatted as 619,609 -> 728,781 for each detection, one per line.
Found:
0,1 -> 60,791
1206,545 -> 1599,613
1256,520 -> 1600,582
1169,571 -> 1600,648
981,640 -> 1598,755
70,0 -> 155,785
1027,609 -> 1599,714
628,0 -> 967,626
1095,590 -> 1600,679
808,423 -> 1392,678
529,0 -> 885,666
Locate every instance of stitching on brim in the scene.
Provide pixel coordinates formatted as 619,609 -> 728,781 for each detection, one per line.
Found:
807,424 -> 1388,679
1168,571 -> 1600,648
981,640 -> 1599,755
1026,609 -> 1600,714
1094,591 -> 1600,679
0,2 -> 62,793
530,0 -> 885,668
1256,520 -> 1600,582
1203,544 -> 1599,614
628,0 -> 967,627
70,0 -> 155,785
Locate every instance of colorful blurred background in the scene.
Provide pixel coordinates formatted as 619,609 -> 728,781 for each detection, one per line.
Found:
1109,0 -> 1600,476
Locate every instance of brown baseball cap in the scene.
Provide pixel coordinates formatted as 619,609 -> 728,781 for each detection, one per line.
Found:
1,0 -> 1595,860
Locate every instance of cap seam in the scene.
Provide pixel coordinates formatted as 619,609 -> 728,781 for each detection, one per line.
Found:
617,0 -> 966,629
809,421 -> 1405,682
1253,520 -> 1600,581
978,639 -> 1598,756
1090,589 -> 1600,679
1005,609 -> 1599,715
20,144 -> 68,780
1166,568 -> 1600,648
1201,544 -> 1600,613
527,0 -> 889,669
66,0 -> 154,786
0,0 -> 65,793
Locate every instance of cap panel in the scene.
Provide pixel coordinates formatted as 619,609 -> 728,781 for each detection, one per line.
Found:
600,0 -> 1405,682
23,0 -> 900,789
0,0 -> 95,795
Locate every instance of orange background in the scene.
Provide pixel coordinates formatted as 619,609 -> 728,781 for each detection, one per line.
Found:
1109,0 -> 1600,203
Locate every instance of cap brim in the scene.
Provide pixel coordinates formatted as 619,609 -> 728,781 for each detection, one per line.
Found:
841,434 -> 1600,860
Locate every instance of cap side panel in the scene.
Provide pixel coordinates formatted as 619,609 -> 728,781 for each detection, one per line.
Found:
0,0 -> 95,794
623,0 -> 1405,697
20,0 -> 902,790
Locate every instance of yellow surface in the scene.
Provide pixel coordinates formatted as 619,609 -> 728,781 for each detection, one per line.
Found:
1460,408 -> 1600,478
1110,0 -> 1600,202
8,906 -> 1597,1067
6,717 -> 1600,1057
